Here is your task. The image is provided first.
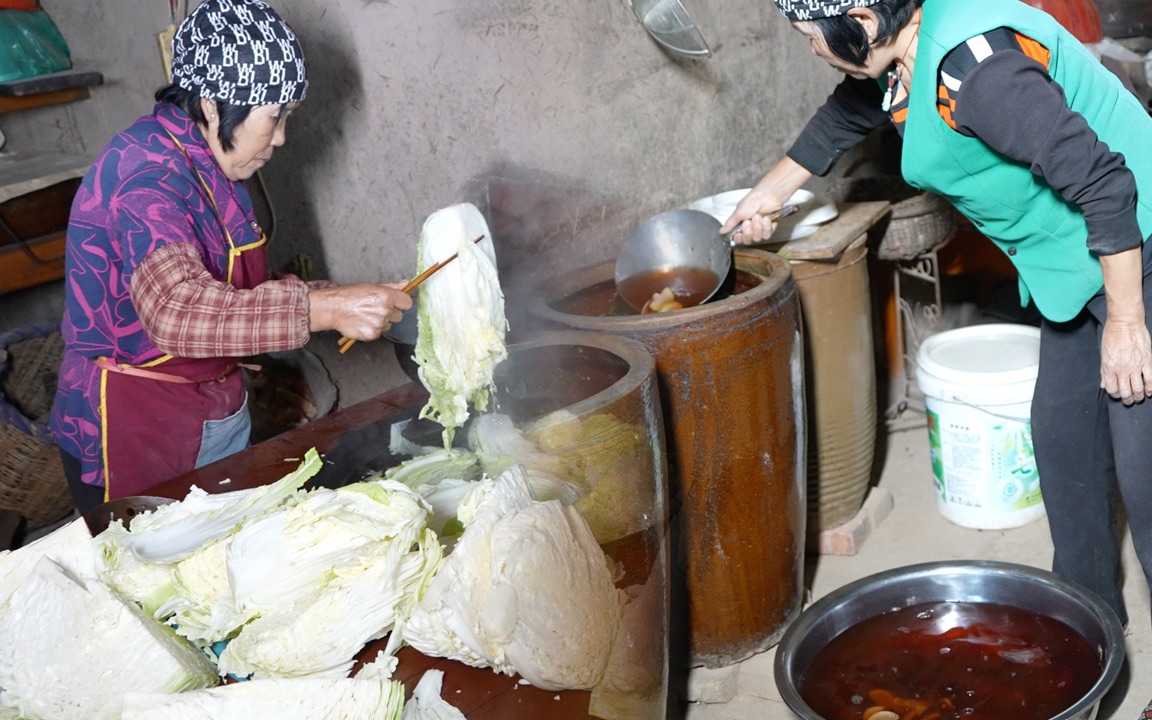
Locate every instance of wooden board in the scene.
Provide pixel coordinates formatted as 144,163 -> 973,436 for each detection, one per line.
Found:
0,152 -> 91,205
0,88 -> 90,115
0,176 -> 80,240
760,200 -> 891,261
0,168 -> 81,293
0,233 -> 65,293
0,69 -> 102,97
0,70 -> 102,115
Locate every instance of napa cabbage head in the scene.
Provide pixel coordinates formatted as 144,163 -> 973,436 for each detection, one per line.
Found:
226,479 -> 431,616
217,527 -> 443,680
206,480 -> 441,680
403,466 -> 622,691
414,203 -> 507,446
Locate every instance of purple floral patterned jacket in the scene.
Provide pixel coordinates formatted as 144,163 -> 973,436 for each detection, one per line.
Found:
49,103 -> 268,489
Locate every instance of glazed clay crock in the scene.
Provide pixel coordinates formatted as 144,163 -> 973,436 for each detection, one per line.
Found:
774,560 -> 1126,720
528,250 -> 806,669
493,331 -> 672,719
790,242 -> 878,536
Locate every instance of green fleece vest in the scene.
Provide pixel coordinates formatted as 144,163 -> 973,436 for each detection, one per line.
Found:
902,0 -> 1152,322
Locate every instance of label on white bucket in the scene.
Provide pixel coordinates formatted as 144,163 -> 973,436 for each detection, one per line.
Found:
927,399 -> 1044,529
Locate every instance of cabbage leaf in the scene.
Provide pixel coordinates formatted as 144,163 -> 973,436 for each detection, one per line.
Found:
0,558 -> 217,720
226,480 -> 430,616
121,677 -> 405,719
217,527 -> 442,679
113,448 -> 323,564
414,203 -> 507,445
384,447 -> 479,489
401,669 -> 466,720
0,518 -> 99,602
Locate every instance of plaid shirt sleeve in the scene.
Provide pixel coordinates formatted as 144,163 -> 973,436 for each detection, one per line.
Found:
130,242 -> 312,358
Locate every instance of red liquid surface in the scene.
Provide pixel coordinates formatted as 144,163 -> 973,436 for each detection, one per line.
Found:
800,601 -> 1102,720
616,267 -> 720,312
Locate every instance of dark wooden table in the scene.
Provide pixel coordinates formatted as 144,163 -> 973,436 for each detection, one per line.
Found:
149,381 -> 608,718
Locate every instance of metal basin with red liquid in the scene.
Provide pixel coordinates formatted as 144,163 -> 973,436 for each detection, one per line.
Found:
774,561 -> 1125,720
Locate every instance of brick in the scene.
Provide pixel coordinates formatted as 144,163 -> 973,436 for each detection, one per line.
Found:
816,487 -> 895,556
684,664 -> 740,704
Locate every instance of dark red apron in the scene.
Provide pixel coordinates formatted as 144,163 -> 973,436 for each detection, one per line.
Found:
102,356 -> 249,498
100,136 -> 270,500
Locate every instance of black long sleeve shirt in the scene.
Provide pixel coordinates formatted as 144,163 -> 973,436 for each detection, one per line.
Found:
787,29 -> 1142,255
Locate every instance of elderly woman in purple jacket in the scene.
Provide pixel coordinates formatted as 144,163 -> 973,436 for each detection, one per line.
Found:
50,0 -> 410,513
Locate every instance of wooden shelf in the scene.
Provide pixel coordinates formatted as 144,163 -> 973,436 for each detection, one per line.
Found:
0,69 -> 102,292
0,69 -> 102,115
0,232 -> 65,293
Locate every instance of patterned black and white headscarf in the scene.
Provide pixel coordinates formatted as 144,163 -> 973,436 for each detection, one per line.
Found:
171,0 -> 307,107
774,0 -> 883,20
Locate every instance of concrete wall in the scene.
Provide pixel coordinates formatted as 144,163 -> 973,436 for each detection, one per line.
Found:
1,0 -> 842,407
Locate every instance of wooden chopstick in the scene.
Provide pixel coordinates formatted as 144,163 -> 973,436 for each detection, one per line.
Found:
338,235 -> 485,354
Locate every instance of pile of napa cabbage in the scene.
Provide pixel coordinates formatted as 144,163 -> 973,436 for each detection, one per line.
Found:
0,443 -> 623,719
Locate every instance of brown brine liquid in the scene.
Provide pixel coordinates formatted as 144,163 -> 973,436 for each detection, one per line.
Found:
800,601 -> 1102,720
616,267 -> 720,311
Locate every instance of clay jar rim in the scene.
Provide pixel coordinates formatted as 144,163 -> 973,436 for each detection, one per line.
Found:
507,330 -> 657,420
530,249 -> 794,329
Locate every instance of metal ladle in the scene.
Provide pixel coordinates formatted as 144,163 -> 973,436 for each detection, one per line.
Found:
614,206 -> 799,313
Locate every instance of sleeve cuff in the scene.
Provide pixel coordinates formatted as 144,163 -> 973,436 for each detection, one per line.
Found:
786,141 -> 839,177
1086,203 -> 1143,256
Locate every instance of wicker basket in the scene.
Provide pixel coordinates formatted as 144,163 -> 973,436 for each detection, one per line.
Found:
0,323 -> 74,530
831,176 -> 957,261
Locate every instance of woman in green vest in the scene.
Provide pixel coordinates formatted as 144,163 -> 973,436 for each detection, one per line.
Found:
724,0 -> 1152,633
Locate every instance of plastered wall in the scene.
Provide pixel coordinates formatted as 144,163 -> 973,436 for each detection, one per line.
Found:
1,0 -> 842,406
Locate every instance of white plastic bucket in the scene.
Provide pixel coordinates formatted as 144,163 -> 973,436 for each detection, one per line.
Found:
915,324 -> 1045,530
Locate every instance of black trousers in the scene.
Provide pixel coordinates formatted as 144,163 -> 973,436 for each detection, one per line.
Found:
1031,245 -> 1152,630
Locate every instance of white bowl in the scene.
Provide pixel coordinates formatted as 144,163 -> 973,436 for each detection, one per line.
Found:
688,188 -> 838,241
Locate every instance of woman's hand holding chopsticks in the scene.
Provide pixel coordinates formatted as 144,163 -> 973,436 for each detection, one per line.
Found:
309,282 -> 412,353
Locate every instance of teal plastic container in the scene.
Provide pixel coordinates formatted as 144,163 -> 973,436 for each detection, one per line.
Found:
0,9 -> 71,84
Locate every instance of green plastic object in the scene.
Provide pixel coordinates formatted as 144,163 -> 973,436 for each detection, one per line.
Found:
0,9 -> 71,84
